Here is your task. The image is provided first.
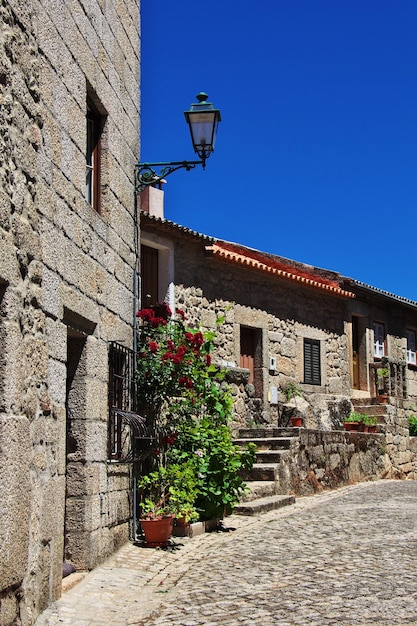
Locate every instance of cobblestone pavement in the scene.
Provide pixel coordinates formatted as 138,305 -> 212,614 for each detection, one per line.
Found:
36,480 -> 417,626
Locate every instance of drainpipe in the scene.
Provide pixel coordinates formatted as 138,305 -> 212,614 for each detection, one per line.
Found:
132,192 -> 141,541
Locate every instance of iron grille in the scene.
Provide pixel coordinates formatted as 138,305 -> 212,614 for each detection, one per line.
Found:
108,342 -> 154,462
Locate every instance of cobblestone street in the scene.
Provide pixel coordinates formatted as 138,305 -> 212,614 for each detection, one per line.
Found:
36,480 -> 417,626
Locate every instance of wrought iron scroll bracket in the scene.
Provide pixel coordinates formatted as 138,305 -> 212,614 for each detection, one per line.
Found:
135,160 -> 204,194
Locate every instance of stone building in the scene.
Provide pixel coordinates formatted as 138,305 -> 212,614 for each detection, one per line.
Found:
140,188 -> 417,478
0,1 -> 140,624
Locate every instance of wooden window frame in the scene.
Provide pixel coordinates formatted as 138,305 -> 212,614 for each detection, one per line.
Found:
373,322 -> 385,359
406,329 -> 417,366
86,100 -> 103,213
304,338 -> 321,385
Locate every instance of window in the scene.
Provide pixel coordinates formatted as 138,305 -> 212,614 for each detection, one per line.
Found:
304,338 -> 321,385
108,342 -> 153,462
108,342 -> 135,460
373,322 -> 385,358
407,329 -> 416,365
86,98 -> 104,212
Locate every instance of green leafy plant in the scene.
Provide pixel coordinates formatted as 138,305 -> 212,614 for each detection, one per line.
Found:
409,415 -> 417,436
135,303 -> 255,522
345,411 -> 366,423
138,461 -> 199,521
362,415 -> 378,427
377,367 -> 389,393
168,418 -> 257,520
282,381 -> 302,402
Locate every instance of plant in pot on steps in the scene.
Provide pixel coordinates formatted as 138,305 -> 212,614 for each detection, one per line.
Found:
343,412 -> 363,431
280,381 -> 304,427
376,367 -> 389,404
360,414 -> 378,433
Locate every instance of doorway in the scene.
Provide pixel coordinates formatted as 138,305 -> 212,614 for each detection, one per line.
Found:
64,329 -> 87,566
351,315 -> 367,391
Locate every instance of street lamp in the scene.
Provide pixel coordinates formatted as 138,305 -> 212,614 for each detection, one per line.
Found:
135,92 -> 221,194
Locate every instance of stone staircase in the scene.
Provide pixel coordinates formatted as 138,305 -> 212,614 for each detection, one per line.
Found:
233,427 -> 300,515
232,401 -> 390,516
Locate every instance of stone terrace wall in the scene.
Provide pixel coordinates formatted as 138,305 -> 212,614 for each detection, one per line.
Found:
278,430 -> 389,496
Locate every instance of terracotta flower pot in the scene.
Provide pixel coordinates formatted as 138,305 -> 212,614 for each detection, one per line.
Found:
344,422 -> 359,431
140,515 -> 174,547
290,417 -> 303,427
378,395 -> 388,404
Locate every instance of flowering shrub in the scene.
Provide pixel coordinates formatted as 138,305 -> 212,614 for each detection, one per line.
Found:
136,303 -> 256,521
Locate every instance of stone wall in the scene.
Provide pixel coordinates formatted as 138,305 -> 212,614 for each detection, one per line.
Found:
278,430 -> 389,496
0,1 -> 140,624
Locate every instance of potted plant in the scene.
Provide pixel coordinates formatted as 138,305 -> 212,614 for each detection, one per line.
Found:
377,367 -> 389,404
361,414 -> 378,433
138,467 -> 175,547
138,462 -> 199,546
343,412 -> 363,431
280,382 -> 304,427
290,415 -> 303,428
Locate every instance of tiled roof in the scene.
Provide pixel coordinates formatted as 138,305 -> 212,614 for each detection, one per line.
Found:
346,279 -> 417,309
140,211 -> 215,242
206,243 -> 356,299
141,211 -> 416,306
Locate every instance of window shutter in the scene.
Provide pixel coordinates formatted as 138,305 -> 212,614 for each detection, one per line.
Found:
304,339 -> 321,385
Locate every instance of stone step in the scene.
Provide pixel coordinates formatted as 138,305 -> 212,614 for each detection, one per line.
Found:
241,463 -> 278,481
255,449 -> 287,463
233,494 -> 296,516
350,404 -> 387,417
241,480 -> 277,501
234,437 -> 293,450
238,427 -> 301,439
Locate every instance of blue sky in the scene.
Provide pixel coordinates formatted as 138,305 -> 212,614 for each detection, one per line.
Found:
140,1 -> 417,301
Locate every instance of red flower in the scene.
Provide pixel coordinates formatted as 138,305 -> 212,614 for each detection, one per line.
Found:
205,354 -> 211,366
153,302 -> 172,320
136,308 -> 154,320
151,316 -> 167,328
176,308 -> 186,321
179,377 -> 193,389
148,341 -> 159,353
193,332 -> 204,348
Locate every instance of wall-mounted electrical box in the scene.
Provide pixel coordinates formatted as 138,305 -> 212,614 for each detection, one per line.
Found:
269,356 -> 277,371
269,386 -> 278,404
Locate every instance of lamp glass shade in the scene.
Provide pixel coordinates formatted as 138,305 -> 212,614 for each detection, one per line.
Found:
184,94 -> 221,157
